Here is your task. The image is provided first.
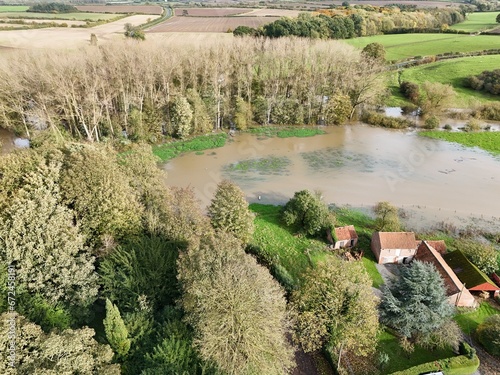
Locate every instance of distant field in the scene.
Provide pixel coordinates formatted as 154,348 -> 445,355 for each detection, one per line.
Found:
322,0 -> 465,8
0,12 -> 121,21
174,8 -> 250,17
148,16 -> 280,33
76,5 -> 163,15
399,55 -> 500,106
450,12 -> 499,32
0,19 -> 86,26
346,34 -> 500,60
0,6 -> 29,12
236,8 -> 304,17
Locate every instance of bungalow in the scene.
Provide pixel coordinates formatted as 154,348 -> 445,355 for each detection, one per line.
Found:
414,241 -> 477,308
371,232 -> 417,264
332,225 -> 358,249
443,250 -> 500,298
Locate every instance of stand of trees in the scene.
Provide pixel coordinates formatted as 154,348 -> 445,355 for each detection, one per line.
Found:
234,7 -> 466,39
28,2 -> 78,13
0,38 -> 386,143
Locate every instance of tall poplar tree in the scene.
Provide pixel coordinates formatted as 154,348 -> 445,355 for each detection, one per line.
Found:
104,299 -> 131,358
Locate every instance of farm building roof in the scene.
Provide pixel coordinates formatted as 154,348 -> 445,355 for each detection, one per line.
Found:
414,241 -> 462,296
375,232 -> 416,250
442,250 -> 499,292
334,225 -> 358,241
426,240 -> 447,255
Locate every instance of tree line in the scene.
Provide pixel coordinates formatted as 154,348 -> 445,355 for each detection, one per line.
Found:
0,37 -> 385,143
234,6 -> 466,39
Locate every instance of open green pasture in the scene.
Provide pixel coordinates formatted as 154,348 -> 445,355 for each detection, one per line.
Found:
450,12 -> 500,32
421,130 -> 500,156
0,6 -> 29,12
393,55 -> 500,106
346,33 -> 500,61
454,302 -> 500,335
0,12 -> 121,20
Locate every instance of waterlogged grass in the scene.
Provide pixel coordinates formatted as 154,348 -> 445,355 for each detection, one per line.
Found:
346,34 -> 500,61
152,133 -> 227,162
454,302 -> 500,335
249,203 -> 331,283
301,148 -> 378,173
450,12 -> 499,32
399,55 -> 500,106
224,156 -> 291,174
420,130 -> 500,156
249,126 -> 325,138
334,206 -> 383,288
377,329 -> 455,374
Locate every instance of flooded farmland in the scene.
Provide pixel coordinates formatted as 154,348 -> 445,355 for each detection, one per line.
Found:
164,124 -> 500,231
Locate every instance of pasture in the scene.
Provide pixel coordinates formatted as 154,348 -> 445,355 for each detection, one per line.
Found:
399,55 -> 500,105
346,33 -> 500,61
76,5 -> 163,15
450,12 -> 500,32
148,16 -> 279,33
0,12 -> 121,21
0,5 -> 29,12
174,8 -> 249,17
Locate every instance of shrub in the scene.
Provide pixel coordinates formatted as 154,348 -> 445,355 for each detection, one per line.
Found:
361,111 -> 413,129
400,81 -> 420,103
459,341 -> 476,360
424,115 -> 440,129
444,124 -> 452,130
464,118 -> 482,132
477,315 -> 500,357
472,102 -> 500,121
464,69 -> 500,95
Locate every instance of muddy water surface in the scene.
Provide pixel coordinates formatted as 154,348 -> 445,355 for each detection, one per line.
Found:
164,125 -> 500,231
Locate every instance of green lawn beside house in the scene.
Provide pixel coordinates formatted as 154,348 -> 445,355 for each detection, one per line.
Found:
454,302 -> 500,336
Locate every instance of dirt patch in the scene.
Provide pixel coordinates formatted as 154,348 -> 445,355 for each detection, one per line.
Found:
174,8 -> 250,17
76,5 -> 163,15
148,16 -> 279,33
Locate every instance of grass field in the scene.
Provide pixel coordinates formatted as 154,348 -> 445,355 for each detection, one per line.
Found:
148,15 -> 278,32
152,133 -> 228,162
345,34 -> 500,61
421,130 -> 500,156
390,55 -> 500,107
450,12 -> 499,32
0,12 -> 121,21
0,6 -> 29,12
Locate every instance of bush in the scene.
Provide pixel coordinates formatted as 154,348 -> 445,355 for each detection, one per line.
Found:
472,102 -> 500,121
459,341 -> 476,360
464,118 -> 482,132
390,354 -> 479,375
271,264 -> 295,293
424,115 -> 440,129
464,69 -> 500,95
400,81 -> 420,104
444,124 -> 452,130
477,315 -> 500,357
361,111 -> 413,129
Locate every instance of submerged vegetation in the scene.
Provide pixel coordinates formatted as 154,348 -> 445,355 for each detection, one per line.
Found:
421,130 -> 500,156
152,133 -> 227,162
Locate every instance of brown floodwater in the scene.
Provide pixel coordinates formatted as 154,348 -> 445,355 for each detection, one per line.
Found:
164,124 -> 500,231
0,127 -> 15,154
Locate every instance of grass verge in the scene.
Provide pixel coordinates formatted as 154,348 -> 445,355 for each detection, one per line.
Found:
249,126 -> 326,138
152,133 -> 227,162
420,130 -> 500,156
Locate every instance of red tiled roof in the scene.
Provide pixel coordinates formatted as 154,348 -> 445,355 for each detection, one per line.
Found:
427,240 -> 447,255
376,232 -> 416,250
334,225 -> 358,241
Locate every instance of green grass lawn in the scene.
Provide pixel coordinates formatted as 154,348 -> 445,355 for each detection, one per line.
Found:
420,130 -> 500,156
378,329 -> 455,374
454,302 -> 500,336
392,55 -> 500,106
249,203 -> 329,284
0,6 -> 29,12
152,133 -> 227,162
0,12 -> 121,20
450,12 -> 500,32
346,34 -> 500,61
334,206 -> 383,288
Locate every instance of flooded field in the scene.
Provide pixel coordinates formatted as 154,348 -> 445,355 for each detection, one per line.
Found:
164,124 -> 500,231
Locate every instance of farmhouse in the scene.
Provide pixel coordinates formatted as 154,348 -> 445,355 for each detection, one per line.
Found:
443,250 -> 500,298
332,225 -> 358,249
414,241 -> 476,307
371,232 -> 417,264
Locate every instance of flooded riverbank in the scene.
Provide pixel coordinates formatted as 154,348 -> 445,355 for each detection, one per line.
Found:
164,124 -> 500,232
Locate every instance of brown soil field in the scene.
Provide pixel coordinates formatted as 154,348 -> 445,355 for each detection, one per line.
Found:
148,16 -> 280,33
76,5 -> 163,15
235,8 -> 305,17
312,0 -> 463,8
174,8 -> 250,17
0,14 -> 157,50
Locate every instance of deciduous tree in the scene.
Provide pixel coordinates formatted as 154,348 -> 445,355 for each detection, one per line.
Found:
283,190 -> 332,236
477,314 -> 500,357
374,201 -> 401,232
457,239 -> 498,275
207,180 -> 254,244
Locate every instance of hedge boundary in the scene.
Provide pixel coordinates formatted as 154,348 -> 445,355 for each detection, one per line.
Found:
389,354 -> 479,375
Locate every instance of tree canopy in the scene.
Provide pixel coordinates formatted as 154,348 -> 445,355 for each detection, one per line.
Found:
374,201 -> 401,232
380,261 -> 454,340
282,190 -> 332,236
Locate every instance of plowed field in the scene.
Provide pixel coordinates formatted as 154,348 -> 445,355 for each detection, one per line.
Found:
76,5 -> 163,15
148,16 -> 279,33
